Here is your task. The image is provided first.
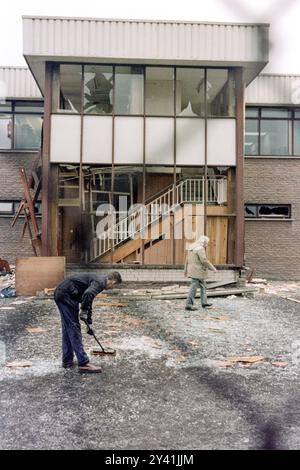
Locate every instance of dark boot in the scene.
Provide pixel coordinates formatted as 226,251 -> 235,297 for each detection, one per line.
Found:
78,363 -> 102,374
185,305 -> 198,311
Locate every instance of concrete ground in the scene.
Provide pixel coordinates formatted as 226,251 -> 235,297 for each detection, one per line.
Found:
0,287 -> 299,450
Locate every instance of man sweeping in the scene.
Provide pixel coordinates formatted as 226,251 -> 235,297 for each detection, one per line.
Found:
184,236 -> 217,311
54,272 -> 122,373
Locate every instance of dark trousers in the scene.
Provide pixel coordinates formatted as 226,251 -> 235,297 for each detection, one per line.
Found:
54,289 -> 89,367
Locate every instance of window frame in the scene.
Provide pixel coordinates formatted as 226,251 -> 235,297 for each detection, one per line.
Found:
52,62 -> 237,119
0,100 -> 44,151
245,106 -> 300,157
245,203 -> 292,220
0,200 -> 42,217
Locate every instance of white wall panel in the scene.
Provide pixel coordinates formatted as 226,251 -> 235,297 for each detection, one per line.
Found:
50,115 -> 81,163
114,117 -> 143,164
176,118 -> 205,166
145,118 -> 174,165
82,116 -> 112,163
207,119 -> 236,166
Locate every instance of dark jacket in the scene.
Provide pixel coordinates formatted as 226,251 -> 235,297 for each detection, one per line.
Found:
56,273 -> 107,312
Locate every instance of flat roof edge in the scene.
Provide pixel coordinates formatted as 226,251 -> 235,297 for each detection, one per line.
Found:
258,73 -> 300,78
0,66 -> 28,70
22,15 -> 270,27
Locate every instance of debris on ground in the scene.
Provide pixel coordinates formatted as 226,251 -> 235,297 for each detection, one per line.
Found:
6,361 -> 32,369
285,297 -> 300,304
216,355 -> 266,367
272,361 -> 289,367
0,287 -> 16,298
26,327 -> 47,334
0,267 -> 16,298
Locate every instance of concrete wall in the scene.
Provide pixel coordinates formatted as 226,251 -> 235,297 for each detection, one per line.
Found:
244,158 -> 300,280
0,151 -> 40,264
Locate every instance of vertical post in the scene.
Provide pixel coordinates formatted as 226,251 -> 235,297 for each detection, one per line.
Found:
111,66 -> 116,264
204,68 -> 208,236
142,67 -> 146,265
172,67 -> 177,265
235,68 -> 245,267
41,62 -> 55,256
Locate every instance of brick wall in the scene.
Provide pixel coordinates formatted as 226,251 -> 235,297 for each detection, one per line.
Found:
244,158 -> 300,280
0,152 -> 40,264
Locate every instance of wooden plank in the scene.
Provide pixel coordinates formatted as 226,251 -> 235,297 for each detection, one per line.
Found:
16,257 -> 66,296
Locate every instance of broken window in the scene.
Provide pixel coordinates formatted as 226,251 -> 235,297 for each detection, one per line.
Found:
245,204 -> 291,219
207,69 -> 236,117
59,65 -> 82,113
84,65 -> 113,114
176,68 -> 205,117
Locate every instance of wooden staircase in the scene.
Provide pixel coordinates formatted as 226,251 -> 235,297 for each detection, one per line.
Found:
89,177 -> 227,263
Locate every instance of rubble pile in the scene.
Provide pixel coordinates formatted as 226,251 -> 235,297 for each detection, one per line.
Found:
0,267 -> 16,298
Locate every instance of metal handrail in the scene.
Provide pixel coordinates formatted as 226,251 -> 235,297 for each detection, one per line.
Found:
90,176 -> 227,261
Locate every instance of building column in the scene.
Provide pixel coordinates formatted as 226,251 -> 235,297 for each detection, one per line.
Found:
41,62 -> 58,256
235,67 -> 245,267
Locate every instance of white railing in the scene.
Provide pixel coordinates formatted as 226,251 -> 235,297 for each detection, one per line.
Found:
90,177 -> 227,261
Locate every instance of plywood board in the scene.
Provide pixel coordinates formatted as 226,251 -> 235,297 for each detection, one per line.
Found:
207,217 -> 228,264
16,257 -> 66,296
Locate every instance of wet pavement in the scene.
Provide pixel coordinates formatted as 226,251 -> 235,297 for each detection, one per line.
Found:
0,290 -> 299,450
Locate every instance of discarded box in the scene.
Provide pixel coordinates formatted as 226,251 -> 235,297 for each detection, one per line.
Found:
16,257 -> 66,296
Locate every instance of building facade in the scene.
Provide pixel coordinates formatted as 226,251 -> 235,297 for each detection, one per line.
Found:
0,66 -> 43,261
244,74 -> 300,279
3,16 -> 299,279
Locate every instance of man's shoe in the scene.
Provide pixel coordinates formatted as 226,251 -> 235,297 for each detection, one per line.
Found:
202,303 -> 213,308
78,363 -> 102,374
185,305 -> 198,311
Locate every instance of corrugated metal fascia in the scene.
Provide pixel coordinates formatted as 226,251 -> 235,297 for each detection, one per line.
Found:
23,17 -> 269,63
0,67 -> 42,99
246,74 -> 300,105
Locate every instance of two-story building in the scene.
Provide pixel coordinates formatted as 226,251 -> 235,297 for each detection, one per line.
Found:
1,16 -> 299,280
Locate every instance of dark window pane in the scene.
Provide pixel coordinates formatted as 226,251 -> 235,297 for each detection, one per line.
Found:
0,202 -> 13,214
84,65 -> 113,114
59,65 -> 82,113
0,115 -> 12,149
176,68 -> 205,116
207,69 -> 235,117
14,115 -> 42,149
245,205 -> 257,217
245,119 -> 259,155
14,101 -> 44,113
295,109 -> 300,119
115,66 -> 144,115
0,102 -> 12,112
258,205 -> 290,218
294,121 -> 300,155
260,120 -> 289,155
261,108 -> 291,118
245,107 -> 259,118
146,67 -> 174,116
